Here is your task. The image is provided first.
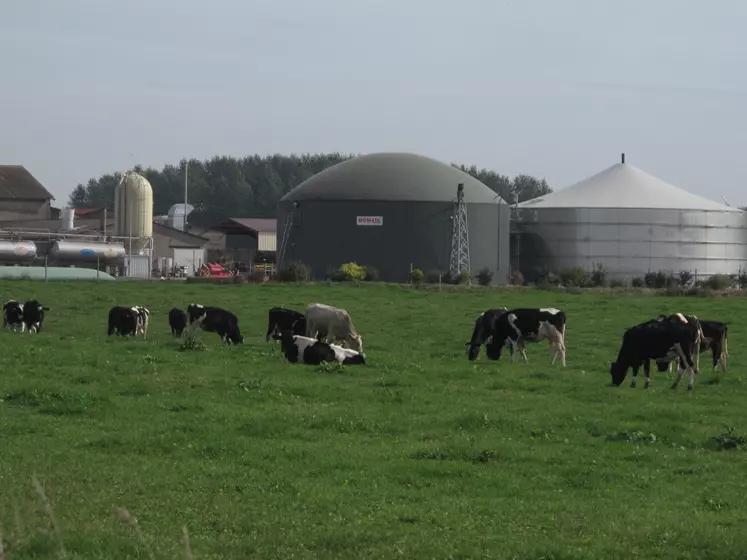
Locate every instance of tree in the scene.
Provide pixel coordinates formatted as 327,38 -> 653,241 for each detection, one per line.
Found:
69,153 -> 552,227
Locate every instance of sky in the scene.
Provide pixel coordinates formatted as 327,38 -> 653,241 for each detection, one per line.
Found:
2,0 -> 746,206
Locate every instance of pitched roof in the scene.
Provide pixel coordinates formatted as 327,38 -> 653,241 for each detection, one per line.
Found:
0,166 -> 54,201
212,218 -> 277,234
519,162 -> 739,212
153,222 -> 210,247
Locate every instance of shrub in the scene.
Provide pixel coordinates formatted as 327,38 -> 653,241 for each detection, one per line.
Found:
590,263 -> 608,287
644,270 -> 675,289
425,269 -> 443,284
678,270 -> 694,287
609,278 -> 626,288
363,265 -> 379,282
559,267 -> 591,287
539,271 -> 562,286
454,270 -> 471,285
340,262 -> 367,282
326,266 -> 345,282
509,270 -> 524,286
278,261 -> 312,283
631,277 -> 644,288
247,270 -> 266,283
409,269 -> 424,286
705,274 -> 733,291
476,267 -> 494,286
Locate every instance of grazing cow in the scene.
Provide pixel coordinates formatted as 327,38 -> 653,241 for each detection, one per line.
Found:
186,303 -> 244,344
168,307 -> 188,337
483,308 -> 567,366
266,307 -> 307,342
651,313 -> 704,374
610,319 -> 699,390
465,307 -> 509,360
3,300 -> 25,332
132,306 -> 150,338
305,302 -> 363,352
107,306 -> 139,336
22,300 -> 49,333
278,331 -> 338,365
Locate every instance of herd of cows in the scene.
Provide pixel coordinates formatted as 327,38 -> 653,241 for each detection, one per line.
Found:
2,298 -> 730,390
464,306 -> 728,391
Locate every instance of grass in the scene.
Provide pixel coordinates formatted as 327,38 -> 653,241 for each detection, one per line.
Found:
1,280 -> 747,559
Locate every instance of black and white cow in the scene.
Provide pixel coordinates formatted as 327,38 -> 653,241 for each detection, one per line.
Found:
266,307 -> 307,342
610,319 -> 699,390
278,331 -> 365,365
656,318 -> 729,374
22,300 -> 49,333
465,307 -> 508,360
483,308 -> 567,366
168,307 -> 188,337
107,306 -> 139,336
651,313 -> 704,374
3,300 -> 25,332
132,306 -> 150,338
186,303 -> 244,344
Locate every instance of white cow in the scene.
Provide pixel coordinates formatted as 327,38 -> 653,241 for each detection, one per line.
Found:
305,303 -> 363,353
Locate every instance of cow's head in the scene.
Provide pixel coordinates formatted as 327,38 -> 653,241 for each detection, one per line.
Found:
485,339 -> 504,360
609,361 -> 627,386
348,333 -> 363,353
466,342 -> 481,361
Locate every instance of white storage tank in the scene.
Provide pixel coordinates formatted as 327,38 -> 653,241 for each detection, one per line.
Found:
0,240 -> 38,263
49,240 -> 126,263
114,171 -> 154,253
61,207 -> 75,231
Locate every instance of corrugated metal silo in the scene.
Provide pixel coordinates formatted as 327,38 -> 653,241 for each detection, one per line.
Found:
114,171 -> 154,253
515,156 -> 747,281
277,152 -> 511,283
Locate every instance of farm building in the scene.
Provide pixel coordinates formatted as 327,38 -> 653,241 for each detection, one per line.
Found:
0,165 -> 55,221
514,155 -> 747,281
204,218 -> 277,266
277,152 -> 510,283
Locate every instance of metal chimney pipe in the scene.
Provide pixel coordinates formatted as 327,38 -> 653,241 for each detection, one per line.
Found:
621,153 -> 626,164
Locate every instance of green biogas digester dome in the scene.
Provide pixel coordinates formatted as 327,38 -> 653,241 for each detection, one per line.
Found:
277,152 -> 511,283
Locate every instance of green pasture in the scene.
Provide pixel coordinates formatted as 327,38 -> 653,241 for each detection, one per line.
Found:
1,281 -> 746,559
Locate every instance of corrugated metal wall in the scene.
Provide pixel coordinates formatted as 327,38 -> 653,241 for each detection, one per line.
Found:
258,232 -> 276,251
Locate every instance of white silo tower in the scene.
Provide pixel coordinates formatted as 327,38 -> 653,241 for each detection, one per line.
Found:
114,171 -> 154,253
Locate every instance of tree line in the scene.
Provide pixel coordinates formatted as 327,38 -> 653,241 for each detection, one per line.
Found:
68,153 -> 552,228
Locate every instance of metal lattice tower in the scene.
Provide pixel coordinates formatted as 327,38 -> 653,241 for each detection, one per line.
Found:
449,183 -> 471,282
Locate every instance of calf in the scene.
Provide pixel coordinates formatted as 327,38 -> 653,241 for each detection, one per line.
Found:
266,307 -> 307,342
610,320 -> 699,390
484,308 -> 566,366
168,307 -> 188,337
132,306 -> 150,338
187,303 -> 244,344
3,300 -> 25,332
22,300 -> 49,333
306,302 -> 363,352
465,307 -> 508,360
329,343 -> 366,365
107,306 -> 139,336
278,331 -> 338,365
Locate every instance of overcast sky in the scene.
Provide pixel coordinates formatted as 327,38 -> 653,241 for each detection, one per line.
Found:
2,0 -> 745,207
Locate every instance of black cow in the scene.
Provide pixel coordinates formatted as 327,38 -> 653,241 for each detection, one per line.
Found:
168,307 -> 188,337
329,342 -> 366,365
266,307 -> 307,342
22,300 -> 49,333
278,331 -> 355,365
107,306 -> 139,336
483,308 -> 567,366
3,300 -> 25,332
610,319 -> 699,390
187,303 -> 244,344
465,307 -> 508,360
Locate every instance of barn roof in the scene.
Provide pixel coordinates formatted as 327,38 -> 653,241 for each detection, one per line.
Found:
0,166 -> 55,201
211,218 -> 277,234
519,161 -> 739,212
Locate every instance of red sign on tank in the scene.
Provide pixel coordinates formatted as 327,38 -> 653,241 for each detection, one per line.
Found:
356,216 -> 383,226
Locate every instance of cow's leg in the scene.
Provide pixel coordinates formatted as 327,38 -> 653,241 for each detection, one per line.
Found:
631,364 -> 639,388
507,338 -> 517,362
518,340 -> 529,363
548,340 -> 557,365
643,359 -> 651,389
671,344 -> 690,389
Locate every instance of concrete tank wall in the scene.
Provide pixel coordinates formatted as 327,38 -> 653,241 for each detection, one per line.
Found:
278,200 -> 509,284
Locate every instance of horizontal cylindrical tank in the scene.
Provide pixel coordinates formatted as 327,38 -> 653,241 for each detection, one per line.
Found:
114,171 -> 154,253
49,240 -> 126,263
0,240 -> 38,263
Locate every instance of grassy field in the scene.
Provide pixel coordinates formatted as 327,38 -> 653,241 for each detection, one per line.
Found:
1,280 -> 747,559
